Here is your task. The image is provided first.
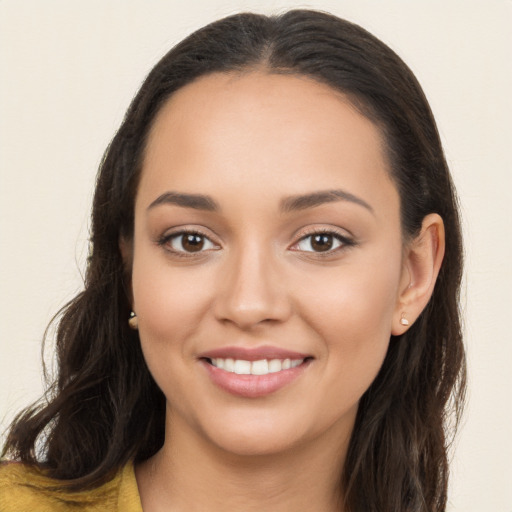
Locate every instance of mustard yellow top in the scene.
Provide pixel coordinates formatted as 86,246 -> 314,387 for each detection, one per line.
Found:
0,462 -> 143,511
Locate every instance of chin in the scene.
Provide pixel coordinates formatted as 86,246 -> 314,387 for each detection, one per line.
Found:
211,430 -> 303,458
195,412 -> 311,458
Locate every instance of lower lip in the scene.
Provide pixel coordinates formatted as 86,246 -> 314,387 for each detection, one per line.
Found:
201,360 -> 311,398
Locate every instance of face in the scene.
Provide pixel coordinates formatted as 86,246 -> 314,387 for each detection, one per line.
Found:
129,72 -> 405,457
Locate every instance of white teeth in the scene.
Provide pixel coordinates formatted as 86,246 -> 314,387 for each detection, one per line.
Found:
251,359 -> 269,375
268,359 -> 283,373
210,357 -> 305,375
233,360 -> 251,375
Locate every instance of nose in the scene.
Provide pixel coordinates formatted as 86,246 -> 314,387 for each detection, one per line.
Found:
213,242 -> 292,330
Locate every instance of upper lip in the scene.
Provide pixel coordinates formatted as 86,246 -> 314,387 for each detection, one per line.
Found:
199,345 -> 312,361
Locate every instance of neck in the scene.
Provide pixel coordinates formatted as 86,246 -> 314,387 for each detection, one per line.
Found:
136,412 -> 353,512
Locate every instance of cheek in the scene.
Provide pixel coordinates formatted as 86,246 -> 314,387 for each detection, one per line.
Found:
301,247 -> 400,330
130,251 -> 217,408
297,250 -> 402,393
131,250 -> 214,346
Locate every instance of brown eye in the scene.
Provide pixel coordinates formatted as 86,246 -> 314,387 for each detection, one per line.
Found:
167,232 -> 217,253
294,231 -> 349,254
182,234 -> 204,252
310,234 -> 334,252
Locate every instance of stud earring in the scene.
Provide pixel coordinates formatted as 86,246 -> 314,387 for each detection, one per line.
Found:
128,311 -> 138,330
400,313 -> 410,326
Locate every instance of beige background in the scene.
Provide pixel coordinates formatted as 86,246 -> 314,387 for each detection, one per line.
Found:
1,0 -> 511,510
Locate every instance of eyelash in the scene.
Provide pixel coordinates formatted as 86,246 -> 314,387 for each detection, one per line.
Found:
157,229 -> 219,258
291,228 -> 356,257
157,227 -> 355,258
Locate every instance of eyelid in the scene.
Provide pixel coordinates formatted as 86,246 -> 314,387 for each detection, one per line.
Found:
157,226 -> 221,256
156,224 -> 355,257
289,226 -> 356,254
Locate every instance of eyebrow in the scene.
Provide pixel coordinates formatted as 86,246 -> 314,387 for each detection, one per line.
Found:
147,188 -> 373,215
147,192 -> 220,212
280,189 -> 374,214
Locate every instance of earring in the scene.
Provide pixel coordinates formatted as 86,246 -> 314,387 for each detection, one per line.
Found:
400,313 -> 410,326
128,311 -> 138,330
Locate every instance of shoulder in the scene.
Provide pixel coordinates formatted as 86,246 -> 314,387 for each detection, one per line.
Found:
0,461 -> 142,512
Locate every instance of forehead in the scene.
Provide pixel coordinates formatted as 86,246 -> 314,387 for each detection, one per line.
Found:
138,71 -> 398,218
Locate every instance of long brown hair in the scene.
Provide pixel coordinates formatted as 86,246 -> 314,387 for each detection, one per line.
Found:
2,10 -> 465,511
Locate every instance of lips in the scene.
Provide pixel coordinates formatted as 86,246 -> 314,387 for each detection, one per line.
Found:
200,345 -> 311,361
199,345 -> 312,398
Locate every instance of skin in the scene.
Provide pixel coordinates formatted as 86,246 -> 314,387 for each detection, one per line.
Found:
123,71 -> 444,511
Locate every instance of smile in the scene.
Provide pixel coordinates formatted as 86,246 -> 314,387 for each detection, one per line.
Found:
209,358 -> 304,375
199,346 -> 312,397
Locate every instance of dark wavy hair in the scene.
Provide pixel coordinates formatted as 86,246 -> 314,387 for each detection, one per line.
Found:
2,9 -> 465,511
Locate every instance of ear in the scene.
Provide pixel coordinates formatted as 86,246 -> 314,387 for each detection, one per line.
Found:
392,213 -> 445,335
119,235 -> 134,305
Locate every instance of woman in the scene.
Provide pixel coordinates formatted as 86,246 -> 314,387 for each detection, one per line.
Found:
0,9 -> 465,512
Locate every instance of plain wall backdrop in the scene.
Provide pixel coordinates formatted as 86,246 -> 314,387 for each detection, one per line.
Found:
1,0 -> 511,510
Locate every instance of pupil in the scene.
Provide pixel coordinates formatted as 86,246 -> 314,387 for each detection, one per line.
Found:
311,234 -> 333,252
183,234 -> 204,252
